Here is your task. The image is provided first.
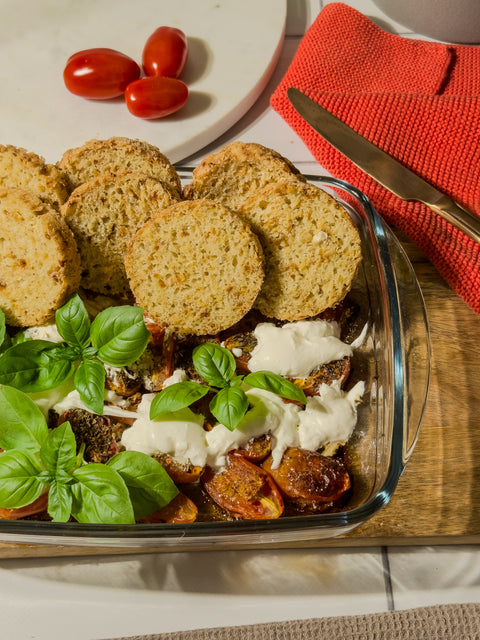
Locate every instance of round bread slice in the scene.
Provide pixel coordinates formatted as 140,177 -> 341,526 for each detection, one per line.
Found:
0,188 -> 81,327
125,199 -> 265,336
238,180 -> 362,320
182,141 -> 305,210
61,171 -> 179,296
0,144 -> 69,209
58,136 -> 182,197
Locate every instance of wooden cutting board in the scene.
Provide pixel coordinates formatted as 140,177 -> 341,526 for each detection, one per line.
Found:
0,233 -> 478,557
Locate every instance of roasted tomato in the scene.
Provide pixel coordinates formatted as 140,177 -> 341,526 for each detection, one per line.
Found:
63,48 -> 141,99
56,409 -> 121,463
262,447 -> 351,505
237,434 -> 273,463
0,493 -> 49,520
154,453 -> 203,484
139,492 -> 198,524
142,26 -> 188,78
201,451 -> 284,520
124,76 -> 188,119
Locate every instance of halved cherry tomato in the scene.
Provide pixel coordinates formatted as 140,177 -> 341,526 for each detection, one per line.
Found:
124,76 -> 189,119
139,492 -> 198,524
0,493 -> 49,520
142,26 -> 188,78
201,451 -> 284,520
63,48 -> 141,99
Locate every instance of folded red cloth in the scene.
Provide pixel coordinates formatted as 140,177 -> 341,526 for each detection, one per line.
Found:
271,2 -> 480,313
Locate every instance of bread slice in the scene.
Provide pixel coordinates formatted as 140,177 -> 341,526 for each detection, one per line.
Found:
125,199 -> 265,336
182,141 -> 305,210
0,144 -> 69,209
58,137 -> 182,197
0,188 -> 81,327
61,171 -> 179,296
238,180 -> 362,320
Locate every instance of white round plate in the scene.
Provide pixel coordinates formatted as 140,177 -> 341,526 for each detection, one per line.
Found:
0,0 -> 286,164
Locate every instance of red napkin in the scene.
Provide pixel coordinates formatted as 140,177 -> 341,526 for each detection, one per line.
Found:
271,2 -> 480,313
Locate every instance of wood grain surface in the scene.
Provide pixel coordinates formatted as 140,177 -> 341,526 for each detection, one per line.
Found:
0,233 -> 478,557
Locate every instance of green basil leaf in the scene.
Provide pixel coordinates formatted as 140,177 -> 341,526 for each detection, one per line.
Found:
244,371 -> 307,404
107,451 -> 179,520
90,306 -> 150,367
210,386 -> 249,431
0,340 -> 75,392
47,480 -> 73,522
149,382 -> 210,419
74,359 -> 106,415
0,450 -> 45,509
40,421 -> 77,475
192,343 -> 236,388
71,464 -> 135,524
0,385 -> 49,452
0,308 -> 6,348
55,293 -> 91,349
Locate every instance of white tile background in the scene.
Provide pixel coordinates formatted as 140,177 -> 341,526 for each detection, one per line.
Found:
0,1 -> 479,638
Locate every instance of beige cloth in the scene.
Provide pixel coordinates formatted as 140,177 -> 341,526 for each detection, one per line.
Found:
110,603 -> 480,640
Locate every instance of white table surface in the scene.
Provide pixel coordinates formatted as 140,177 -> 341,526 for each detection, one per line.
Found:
1,1 -> 479,638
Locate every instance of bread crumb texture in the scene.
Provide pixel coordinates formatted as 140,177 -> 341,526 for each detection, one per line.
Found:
61,172 -> 179,296
0,144 -> 69,209
125,199 -> 265,335
0,188 -> 81,327
183,141 -> 305,210
239,180 -> 362,320
58,137 -> 182,197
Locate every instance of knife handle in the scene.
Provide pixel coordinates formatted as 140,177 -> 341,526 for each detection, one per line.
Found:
426,197 -> 480,245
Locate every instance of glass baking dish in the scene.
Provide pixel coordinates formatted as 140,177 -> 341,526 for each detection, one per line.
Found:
0,172 -> 430,548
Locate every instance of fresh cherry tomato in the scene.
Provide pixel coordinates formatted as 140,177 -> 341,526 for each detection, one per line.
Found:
63,48 -> 141,99
142,26 -> 188,78
124,76 -> 189,119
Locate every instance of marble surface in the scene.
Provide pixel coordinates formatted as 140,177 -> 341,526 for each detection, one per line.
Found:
0,1 -> 479,638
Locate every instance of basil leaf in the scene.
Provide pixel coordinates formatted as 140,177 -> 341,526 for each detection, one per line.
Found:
47,480 -> 73,522
55,293 -> 91,349
210,386 -> 249,431
0,385 -> 48,452
0,340 -> 75,392
244,371 -> 307,404
90,306 -> 150,367
71,464 -> 135,524
0,450 -> 45,509
192,343 -> 236,388
74,358 -> 106,415
149,382 -> 210,419
40,421 -> 77,475
0,308 -> 6,349
107,451 -> 179,520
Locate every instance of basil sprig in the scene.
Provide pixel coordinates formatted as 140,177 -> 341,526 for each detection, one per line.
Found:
0,294 -> 150,415
149,342 -> 307,431
0,385 -> 178,523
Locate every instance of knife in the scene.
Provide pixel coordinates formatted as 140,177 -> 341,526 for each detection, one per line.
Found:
287,87 -> 480,245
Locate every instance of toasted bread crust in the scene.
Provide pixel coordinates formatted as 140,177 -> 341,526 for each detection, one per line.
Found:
0,188 -> 81,327
183,141 -> 305,210
239,180 -> 362,320
125,199 -> 265,335
58,137 -> 182,197
0,144 -> 69,209
61,171 -> 179,295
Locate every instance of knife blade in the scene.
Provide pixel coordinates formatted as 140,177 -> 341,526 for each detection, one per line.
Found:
287,87 -> 480,245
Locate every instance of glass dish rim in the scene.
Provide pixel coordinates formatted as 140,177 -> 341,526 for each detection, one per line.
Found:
0,173 -> 427,544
